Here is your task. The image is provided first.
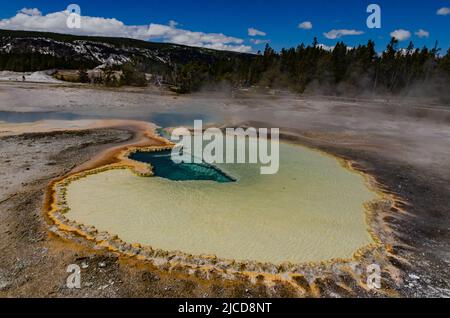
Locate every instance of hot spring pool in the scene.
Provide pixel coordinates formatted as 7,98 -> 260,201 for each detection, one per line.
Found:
64,143 -> 379,264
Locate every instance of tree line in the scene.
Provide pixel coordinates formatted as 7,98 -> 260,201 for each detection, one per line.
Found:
1,35 -> 449,96
171,37 -> 450,95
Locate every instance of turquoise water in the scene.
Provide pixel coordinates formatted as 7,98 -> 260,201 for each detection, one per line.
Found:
130,150 -> 234,183
66,142 -> 378,263
149,112 -> 211,128
0,111 -> 212,128
0,111 -> 86,123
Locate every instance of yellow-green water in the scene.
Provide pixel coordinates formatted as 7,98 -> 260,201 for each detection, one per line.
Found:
65,143 -> 378,264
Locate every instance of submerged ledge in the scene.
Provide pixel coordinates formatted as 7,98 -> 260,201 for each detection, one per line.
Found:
44,127 -> 407,294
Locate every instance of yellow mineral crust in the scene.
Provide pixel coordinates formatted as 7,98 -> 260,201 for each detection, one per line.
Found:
43,122 -> 406,295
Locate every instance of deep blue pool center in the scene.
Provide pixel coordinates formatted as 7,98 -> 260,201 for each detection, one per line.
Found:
130,150 -> 235,183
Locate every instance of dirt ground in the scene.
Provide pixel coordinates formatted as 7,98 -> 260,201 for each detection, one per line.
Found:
0,82 -> 449,297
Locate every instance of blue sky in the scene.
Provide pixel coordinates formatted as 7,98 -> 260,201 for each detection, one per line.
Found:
0,0 -> 449,53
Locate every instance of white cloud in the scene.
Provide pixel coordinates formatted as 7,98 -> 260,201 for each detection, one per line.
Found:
323,29 -> 364,39
250,39 -> 270,45
415,29 -> 429,38
248,27 -> 266,37
0,8 -> 252,53
437,7 -> 450,15
18,8 -> 42,16
298,21 -> 312,30
390,29 -> 411,41
168,20 -> 178,28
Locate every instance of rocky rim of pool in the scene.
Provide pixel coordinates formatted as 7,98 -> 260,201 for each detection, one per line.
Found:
45,134 -> 402,289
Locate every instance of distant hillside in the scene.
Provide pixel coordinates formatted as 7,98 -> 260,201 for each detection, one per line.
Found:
0,29 -> 254,72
